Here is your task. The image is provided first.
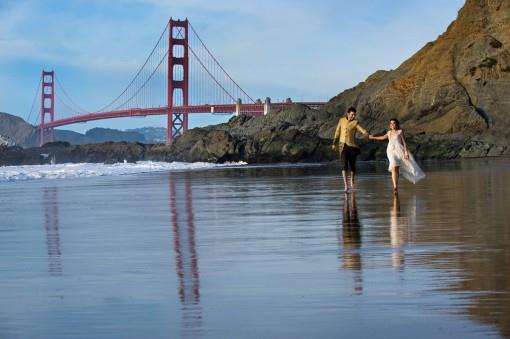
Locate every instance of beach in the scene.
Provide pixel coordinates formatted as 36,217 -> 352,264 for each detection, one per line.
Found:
0,158 -> 509,338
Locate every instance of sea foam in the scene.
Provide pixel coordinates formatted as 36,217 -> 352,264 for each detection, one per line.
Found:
0,161 -> 247,182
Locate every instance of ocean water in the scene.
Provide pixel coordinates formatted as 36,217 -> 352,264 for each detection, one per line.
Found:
0,158 -> 509,338
0,161 -> 246,182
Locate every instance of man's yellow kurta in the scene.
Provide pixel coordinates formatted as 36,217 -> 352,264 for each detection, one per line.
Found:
333,117 -> 369,154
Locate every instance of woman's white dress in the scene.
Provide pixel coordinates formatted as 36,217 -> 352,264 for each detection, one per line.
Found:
386,130 -> 425,184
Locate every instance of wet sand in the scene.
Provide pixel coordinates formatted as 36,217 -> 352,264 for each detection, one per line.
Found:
0,158 -> 509,338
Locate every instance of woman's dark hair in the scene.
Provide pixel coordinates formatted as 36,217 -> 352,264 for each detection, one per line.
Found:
390,118 -> 401,130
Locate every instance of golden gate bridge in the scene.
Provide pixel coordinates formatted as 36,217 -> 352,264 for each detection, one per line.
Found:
31,19 -> 325,146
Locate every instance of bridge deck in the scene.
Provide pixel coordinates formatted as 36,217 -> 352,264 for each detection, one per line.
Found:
40,102 -> 326,128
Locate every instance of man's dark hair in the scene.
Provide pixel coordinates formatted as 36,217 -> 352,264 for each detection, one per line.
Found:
347,107 -> 357,114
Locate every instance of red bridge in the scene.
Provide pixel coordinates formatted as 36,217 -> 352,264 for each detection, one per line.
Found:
34,19 -> 325,145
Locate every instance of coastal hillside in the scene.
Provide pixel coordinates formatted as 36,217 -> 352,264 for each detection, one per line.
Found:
325,0 -> 510,140
0,112 -> 38,147
167,0 -> 510,162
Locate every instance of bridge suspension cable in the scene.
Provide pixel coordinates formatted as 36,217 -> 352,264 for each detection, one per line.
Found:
41,18 -> 259,124
114,50 -> 169,110
34,18 -> 325,146
188,22 -> 255,104
96,22 -> 170,113
55,75 -> 88,114
26,77 -> 42,125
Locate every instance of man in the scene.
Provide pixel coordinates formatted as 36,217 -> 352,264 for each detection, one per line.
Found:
331,107 -> 369,192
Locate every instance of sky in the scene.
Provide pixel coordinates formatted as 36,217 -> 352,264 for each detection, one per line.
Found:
0,0 -> 465,133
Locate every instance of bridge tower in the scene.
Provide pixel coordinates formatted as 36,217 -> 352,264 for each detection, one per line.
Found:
167,19 -> 189,144
40,70 -> 55,146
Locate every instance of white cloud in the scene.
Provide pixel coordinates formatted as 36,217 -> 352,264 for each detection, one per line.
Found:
0,39 -> 37,59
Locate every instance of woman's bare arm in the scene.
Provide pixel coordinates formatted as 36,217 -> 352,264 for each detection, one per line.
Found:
369,134 -> 388,141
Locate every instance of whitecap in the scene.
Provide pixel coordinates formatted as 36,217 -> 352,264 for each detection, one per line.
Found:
0,161 -> 247,182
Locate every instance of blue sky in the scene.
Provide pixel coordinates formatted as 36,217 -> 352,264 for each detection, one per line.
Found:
0,0 -> 464,133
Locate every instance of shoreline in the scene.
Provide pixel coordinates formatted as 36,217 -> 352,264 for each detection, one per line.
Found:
1,138 -> 509,167
2,125 -> 510,168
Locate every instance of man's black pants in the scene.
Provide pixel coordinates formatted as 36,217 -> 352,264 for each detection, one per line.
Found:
340,145 -> 360,172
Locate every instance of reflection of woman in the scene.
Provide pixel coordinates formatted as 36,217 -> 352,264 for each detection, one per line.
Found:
339,193 -> 363,294
369,118 -> 425,194
390,195 -> 407,271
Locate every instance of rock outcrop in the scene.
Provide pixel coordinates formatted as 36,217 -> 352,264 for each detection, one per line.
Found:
0,142 -> 152,166
0,134 -> 15,147
152,0 -> 510,162
0,112 -> 38,147
167,105 -> 336,163
326,0 -> 510,143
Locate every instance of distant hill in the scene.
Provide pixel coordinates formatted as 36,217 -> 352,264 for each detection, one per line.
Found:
0,112 -> 38,147
56,127 -> 145,144
0,112 -> 146,146
127,127 -> 167,144
54,128 -> 145,144
83,128 -> 145,143
55,130 -> 91,145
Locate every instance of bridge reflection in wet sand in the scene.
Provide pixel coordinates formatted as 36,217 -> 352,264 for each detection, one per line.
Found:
169,173 -> 202,336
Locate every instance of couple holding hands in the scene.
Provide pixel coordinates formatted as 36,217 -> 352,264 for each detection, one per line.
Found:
332,107 -> 425,194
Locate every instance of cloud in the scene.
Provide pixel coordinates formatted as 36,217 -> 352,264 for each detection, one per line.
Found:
0,0 -> 32,35
0,1 -> 38,60
0,39 -> 37,59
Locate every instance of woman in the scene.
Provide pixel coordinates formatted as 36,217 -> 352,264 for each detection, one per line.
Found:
369,119 -> 425,194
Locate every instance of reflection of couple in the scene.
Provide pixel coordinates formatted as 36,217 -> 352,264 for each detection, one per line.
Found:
339,192 -> 363,294
339,192 -> 412,277
332,107 -> 425,194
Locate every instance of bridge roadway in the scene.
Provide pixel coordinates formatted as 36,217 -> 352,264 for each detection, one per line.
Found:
41,102 -> 326,129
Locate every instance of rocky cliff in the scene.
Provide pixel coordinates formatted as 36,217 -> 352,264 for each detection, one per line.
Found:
156,0 -> 510,162
326,0 -> 510,142
0,112 -> 38,147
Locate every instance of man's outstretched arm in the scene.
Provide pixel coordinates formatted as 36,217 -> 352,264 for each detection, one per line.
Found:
332,118 -> 342,150
356,124 -> 369,138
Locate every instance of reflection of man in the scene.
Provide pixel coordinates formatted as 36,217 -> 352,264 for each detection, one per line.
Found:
339,192 -> 363,294
390,195 -> 407,271
331,107 -> 369,193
